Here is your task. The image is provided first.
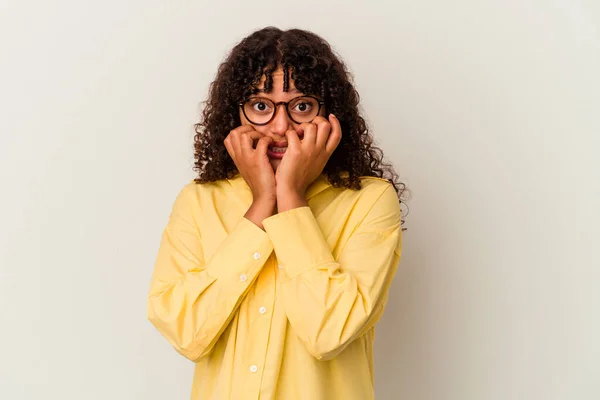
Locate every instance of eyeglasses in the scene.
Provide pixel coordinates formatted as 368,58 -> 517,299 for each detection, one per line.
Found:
238,95 -> 325,126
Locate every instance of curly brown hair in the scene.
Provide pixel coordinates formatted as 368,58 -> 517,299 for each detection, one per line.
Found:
193,26 -> 408,226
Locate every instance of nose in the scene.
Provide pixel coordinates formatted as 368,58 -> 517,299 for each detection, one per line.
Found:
268,104 -> 294,139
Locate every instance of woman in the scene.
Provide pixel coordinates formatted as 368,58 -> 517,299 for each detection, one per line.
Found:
147,26 -> 407,400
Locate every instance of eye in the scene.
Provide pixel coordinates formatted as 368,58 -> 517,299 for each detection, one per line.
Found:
249,99 -> 272,113
292,100 -> 313,113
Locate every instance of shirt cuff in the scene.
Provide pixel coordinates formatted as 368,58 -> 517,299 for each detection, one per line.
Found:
204,215 -> 274,280
262,206 -> 335,279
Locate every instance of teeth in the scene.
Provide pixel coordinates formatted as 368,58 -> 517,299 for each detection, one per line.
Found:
270,147 -> 287,153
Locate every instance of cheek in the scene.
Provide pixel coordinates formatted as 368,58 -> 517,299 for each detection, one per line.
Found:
240,112 -> 270,133
239,110 -> 249,125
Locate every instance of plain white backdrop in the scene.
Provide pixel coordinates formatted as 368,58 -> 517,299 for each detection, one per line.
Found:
1,1 -> 598,399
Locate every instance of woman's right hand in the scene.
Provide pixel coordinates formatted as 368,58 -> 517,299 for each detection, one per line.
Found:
224,126 -> 276,203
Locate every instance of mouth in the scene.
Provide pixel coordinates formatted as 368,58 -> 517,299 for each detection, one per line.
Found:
267,143 -> 287,159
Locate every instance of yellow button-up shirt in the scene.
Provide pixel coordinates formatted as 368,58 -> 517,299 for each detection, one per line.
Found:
147,172 -> 403,399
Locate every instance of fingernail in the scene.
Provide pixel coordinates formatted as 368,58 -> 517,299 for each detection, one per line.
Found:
330,113 -> 336,119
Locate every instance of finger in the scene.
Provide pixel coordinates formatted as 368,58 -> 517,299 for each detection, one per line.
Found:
239,132 -> 251,154
230,124 -> 257,136
312,116 -> 331,150
240,129 -> 264,149
240,130 -> 262,154
284,129 -> 302,151
255,136 -> 273,157
325,113 -> 342,154
227,125 -> 255,156
297,122 -> 317,146
240,130 -> 264,140
229,128 -> 242,153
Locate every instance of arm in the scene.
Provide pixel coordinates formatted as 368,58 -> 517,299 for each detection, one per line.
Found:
147,183 -> 274,361
262,184 -> 402,360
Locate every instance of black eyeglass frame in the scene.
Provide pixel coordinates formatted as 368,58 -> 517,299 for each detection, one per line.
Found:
238,95 -> 325,126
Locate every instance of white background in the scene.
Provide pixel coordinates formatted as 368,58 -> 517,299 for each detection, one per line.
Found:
1,1 -> 598,399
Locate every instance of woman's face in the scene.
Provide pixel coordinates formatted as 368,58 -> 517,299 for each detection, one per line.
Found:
239,66 -> 325,172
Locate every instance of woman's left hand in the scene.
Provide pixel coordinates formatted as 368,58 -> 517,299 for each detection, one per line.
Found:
275,114 -> 342,198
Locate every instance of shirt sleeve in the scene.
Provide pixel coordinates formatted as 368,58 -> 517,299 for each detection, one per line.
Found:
262,183 -> 402,361
147,183 -> 273,361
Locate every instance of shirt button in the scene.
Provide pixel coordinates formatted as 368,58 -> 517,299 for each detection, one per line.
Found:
239,274 -> 247,282
278,263 -> 283,269
253,252 -> 261,260
249,365 -> 258,373
259,306 -> 267,314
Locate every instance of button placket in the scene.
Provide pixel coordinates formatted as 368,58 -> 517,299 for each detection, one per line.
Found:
243,252 -> 275,395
